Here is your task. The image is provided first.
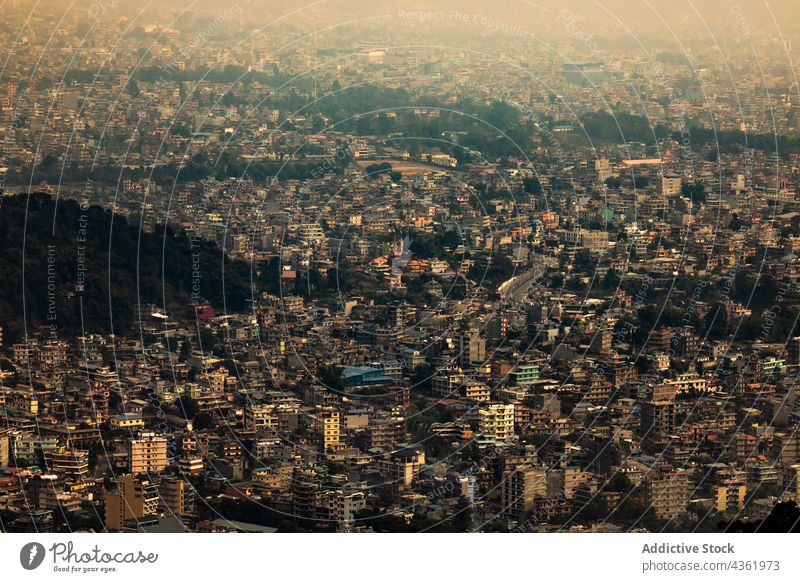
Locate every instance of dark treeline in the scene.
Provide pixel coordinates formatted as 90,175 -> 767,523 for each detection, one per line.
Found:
117,65 -> 301,88
673,126 -> 800,157
1,155 -> 343,187
724,501 -> 800,532
577,109 -> 800,158
579,110 -> 668,143
0,193 -> 253,343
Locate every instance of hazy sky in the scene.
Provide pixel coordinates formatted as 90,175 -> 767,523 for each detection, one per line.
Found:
8,0 -> 800,45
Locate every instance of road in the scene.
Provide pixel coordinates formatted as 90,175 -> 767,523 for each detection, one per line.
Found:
499,259 -> 554,302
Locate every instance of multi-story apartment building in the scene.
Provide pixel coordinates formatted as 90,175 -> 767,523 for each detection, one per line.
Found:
379,448 -> 426,487
311,408 -> 342,453
105,474 -> 159,531
478,403 -> 515,441
159,477 -> 191,517
502,464 -> 547,521
640,384 -> 678,436
128,432 -> 169,474
45,448 -> 90,480
322,490 -> 366,531
643,468 -> 689,520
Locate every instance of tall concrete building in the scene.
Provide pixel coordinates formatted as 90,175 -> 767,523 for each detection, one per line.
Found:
158,476 -> 191,517
502,464 -> 547,521
643,468 -> 689,520
292,466 -> 322,521
659,175 -> 682,197
311,407 -> 342,454
322,489 -> 366,531
640,384 -> 678,436
595,158 -> 615,182
458,328 -> 486,367
105,474 -> 159,531
716,479 -> 747,513
45,447 -> 89,480
478,403 -> 515,441
0,430 -> 10,467
379,447 -> 426,487
128,432 -> 168,474
788,336 -> 800,366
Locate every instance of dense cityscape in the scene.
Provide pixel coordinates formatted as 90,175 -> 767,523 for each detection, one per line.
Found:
3,0 -> 800,534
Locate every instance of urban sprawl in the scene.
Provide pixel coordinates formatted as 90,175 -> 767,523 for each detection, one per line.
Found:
2,2 -> 800,533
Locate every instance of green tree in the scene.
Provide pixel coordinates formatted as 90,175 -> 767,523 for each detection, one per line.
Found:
176,395 -> 199,419
682,181 -> 707,203
704,303 -> 729,340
